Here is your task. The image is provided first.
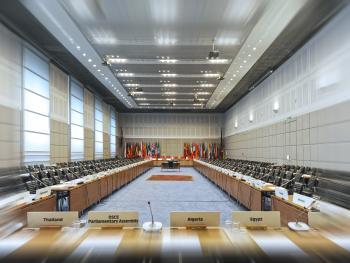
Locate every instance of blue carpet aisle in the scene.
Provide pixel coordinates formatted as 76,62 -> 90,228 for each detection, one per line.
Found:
83,167 -> 245,226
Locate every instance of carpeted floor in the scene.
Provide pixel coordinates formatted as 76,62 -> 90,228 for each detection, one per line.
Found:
83,167 -> 245,226
147,174 -> 193,181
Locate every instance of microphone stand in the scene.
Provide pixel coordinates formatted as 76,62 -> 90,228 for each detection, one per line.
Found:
148,201 -> 154,226
142,201 -> 162,232
280,178 -> 295,188
288,200 -> 316,231
30,173 -> 49,187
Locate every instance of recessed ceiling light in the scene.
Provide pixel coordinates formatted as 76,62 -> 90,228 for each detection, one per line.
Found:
162,73 -> 177,77
93,64 -> 96,67
88,58 -> 92,62
253,47 -> 256,50
76,45 -> 80,50
243,60 -> 247,63
248,54 -> 251,57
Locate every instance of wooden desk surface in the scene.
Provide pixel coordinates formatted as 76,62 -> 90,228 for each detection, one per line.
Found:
272,195 -> 309,212
1,227 -> 349,262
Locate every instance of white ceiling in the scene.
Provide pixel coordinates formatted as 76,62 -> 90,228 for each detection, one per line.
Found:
21,0 -> 310,110
59,0 -> 268,109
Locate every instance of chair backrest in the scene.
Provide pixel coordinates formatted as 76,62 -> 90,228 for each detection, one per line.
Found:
293,182 -> 303,194
281,178 -> 291,188
273,176 -> 281,186
53,176 -> 60,185
285,171 -> 293,180
273,169 -> 280,177
294,172 -> 302,182
308,176 -> 318,188
279,171 -> 286,179
42,177 -> 53,187
66,173 -> 75,181
25,180 -> 38,194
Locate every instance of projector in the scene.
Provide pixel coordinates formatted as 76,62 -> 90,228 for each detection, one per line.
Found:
208,50 -> 220,59
101,60 -> 109,66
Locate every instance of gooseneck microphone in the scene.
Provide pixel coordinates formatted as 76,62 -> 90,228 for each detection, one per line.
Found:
288,200 -> 316,231
30,173 -> 48,187
142,200 -> 162,232
147,201 -> 154,226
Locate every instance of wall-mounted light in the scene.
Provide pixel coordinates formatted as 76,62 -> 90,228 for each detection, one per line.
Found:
273,101 -> 279,113
234,120 -> 238,128
249,113 -> 254,123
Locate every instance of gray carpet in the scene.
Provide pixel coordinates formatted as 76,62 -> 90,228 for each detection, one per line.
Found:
83,167 -> 245,226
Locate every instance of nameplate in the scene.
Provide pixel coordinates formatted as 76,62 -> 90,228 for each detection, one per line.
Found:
292,193 -> 314,208
236,173 -> 243,180
275,187 -> 289,201
88,211 -> 139,228
170,211 -> 220,228
252,180 -> 264,189
27,212 -> 78,228
35,186 -> 51,199
232,211 -> 281,228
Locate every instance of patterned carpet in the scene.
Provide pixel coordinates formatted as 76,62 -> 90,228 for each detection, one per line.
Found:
147,174 -> 193,181
83,167 -> 245,226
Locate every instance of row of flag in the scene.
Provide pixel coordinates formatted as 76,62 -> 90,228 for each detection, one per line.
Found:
183,143 -> 223,160
125,142 -> 161,158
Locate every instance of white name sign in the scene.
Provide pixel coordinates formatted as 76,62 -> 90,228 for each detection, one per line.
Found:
170,211 -> 220,227
88,211 -> 139,227
275,187 -> 289,201
27,212 -> 78,228
35,186 -> 51,199
292,193 -> 315,208
232,211 -> 281,228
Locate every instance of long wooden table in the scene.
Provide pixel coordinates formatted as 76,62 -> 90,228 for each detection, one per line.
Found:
1,226 -> 349,262
51,161 -> 152,214
0,195 -> 56,237
272,195 -> 309,226
153,159 -> 193,167
194,160 -> 275,210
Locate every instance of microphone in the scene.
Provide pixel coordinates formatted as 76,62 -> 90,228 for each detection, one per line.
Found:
30,173 -> 49,187
147,201 -> 154,226
280,178 -> 295,188
288,200 -> 316,231
142,201 -> 162,232
260,173 -> 270,181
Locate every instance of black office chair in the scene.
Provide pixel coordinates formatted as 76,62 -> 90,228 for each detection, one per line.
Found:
281,178 -> 291,189
303,176 -> 318,196
273,176 -> 282,186
294,172 -> 303,183
25,180 -> 38,194
285,171 -> 293,180
66,173 -> 75,181
52,176 -> 61,185
293,182 -> 304,194
279,171 -> 286,179
42,177 -> 53,187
